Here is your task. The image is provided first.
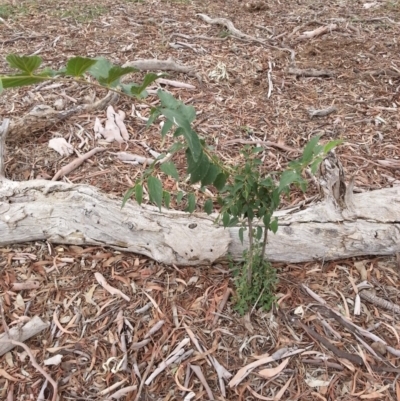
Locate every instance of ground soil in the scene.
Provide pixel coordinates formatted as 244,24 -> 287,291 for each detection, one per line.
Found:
1,0 -> 400,400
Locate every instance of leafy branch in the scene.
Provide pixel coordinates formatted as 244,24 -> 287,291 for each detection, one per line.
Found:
1,54 -> 342,313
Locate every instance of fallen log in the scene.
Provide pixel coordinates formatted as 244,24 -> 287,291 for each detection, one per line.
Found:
1,119 -> 399,265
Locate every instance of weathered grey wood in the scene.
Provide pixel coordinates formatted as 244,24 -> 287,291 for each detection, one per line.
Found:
1,117 -> 399,265
0,177 -> 399,265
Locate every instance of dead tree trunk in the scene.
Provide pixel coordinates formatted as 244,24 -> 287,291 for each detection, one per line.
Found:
1,119 -> 399,265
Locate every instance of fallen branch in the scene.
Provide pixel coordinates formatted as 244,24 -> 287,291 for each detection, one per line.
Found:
52,147 -> 106,181
296,24 -> 338,41
9,91 -> 119,139
288,67 -> 335,78
0,316 -> 50,356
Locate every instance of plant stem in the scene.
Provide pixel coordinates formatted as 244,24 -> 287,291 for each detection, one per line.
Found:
260,226 -> 268,264
247,217 -> 254,284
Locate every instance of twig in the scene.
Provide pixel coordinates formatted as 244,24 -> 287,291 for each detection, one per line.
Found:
8,340 -> 57,401
52,147 -> 106,181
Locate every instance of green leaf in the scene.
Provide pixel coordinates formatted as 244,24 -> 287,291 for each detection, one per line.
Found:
323,140 -> 342,154
135,183 -> 143,205
130,73 -> 159,97
158,90 -> 196,123
161,108 -> 202,161
310,156 -> 323,174
201,164 -> 220,187
213,173 -> 228,191
160,162 -> 179,180
256,226 -> 263,241
66,56 -> 97,77
186,193 -> 196,213
263,214 -> 271,228
0,79 -> 3,95
239,227 -> 244,244
176,191 -> 184,204
301,135 -> 321,164
189,154 -> 210,184
161,119 -> 174,138
122,186 -> 136,207
204,199 -> 213,215
228,217 -> 239,227
270,218 -> 279,234
222,212 -> 230,227
278,170 -> 300,192
98,66 -> 138,87
87,57 -> 113,80
167,141 -> 185,154
0,75 -> 46,88
147,176 -> 163,210
6,54 -> 42,74
163,191 -> 171,209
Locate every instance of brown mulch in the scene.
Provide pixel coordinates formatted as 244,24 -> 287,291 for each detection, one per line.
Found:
1,0 -> 400,400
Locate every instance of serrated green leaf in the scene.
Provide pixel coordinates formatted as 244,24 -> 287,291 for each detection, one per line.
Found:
163,191 -> 171,209
66,56 -> 97,77
87,57 -> 113,80
160,108 -> 202,161
201,164 -> 220,187
130,73 -> 159,97
147,176 -> 163,210
262,214 -> 271,229
278,170 -> 300,192
135,183 -> 143,205
214,173 -> 227,191
270,218 -> 279,233
301,135 -> 321,164
323,140 -> 342,154
160,162 -> 179,180
167,141 -> 185,154
186,193 -> 196,213
161,119 -> 174,138
6,54 -> 42,74
157,90 -> 196,122
310,156 -> 323,174
189,153 -> 210,184
98,65 -> 138,87
204,199 -> 213,215
176,191 -> 184,204
0,75 -> 46,88
122,186 -> 136,207
147,108 -> 161,128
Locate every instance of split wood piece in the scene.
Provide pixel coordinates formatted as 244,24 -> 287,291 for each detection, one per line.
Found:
0,316 -> 49,356
288,67 -> 335,78
8,91 -> 119,139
